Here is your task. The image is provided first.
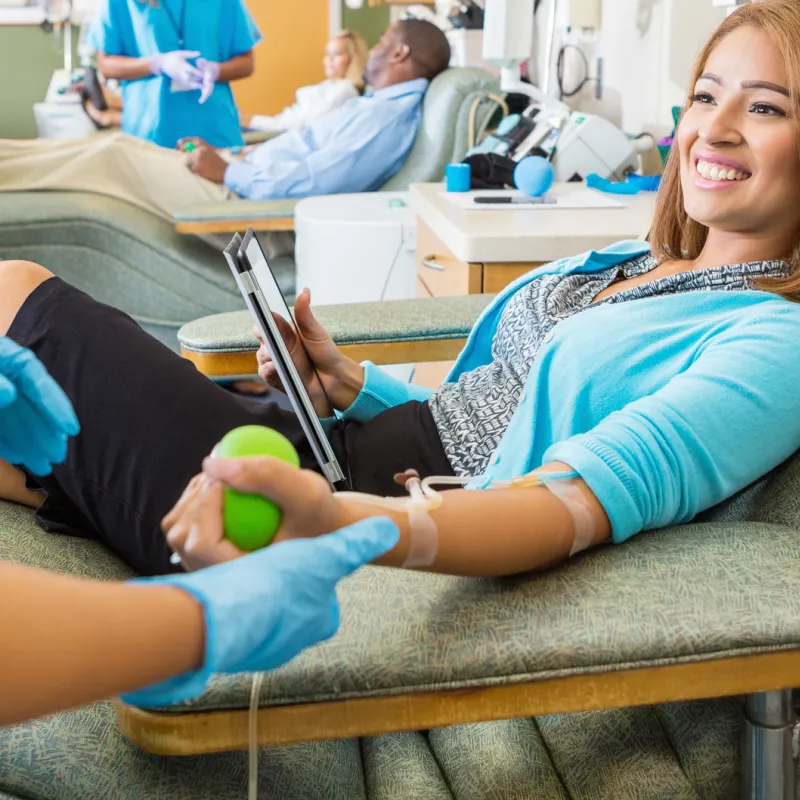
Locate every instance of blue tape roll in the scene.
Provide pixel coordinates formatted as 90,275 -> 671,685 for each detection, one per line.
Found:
446,163 -> 471,193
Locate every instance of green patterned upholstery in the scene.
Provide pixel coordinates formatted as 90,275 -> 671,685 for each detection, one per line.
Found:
173,67 -> 501,228
0,699 -> 752,799
0,497 -> 792,798
0,501 -> 133,580
0,192 -> 294,351
123,518 -> 800,715
178,294 -> 495,356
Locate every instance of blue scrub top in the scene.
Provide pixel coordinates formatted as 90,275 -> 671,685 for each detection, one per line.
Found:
90,0 -> 261,148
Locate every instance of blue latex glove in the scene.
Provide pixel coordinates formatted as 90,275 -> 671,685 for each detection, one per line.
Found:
149,50 -> 203,88
0,337 -> 79,475
196,58 -> 221,105
122,518 -> 400,707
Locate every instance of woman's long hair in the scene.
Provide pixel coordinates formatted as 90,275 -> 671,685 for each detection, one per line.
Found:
335,30 -> 368,93
649,0 -> 800,301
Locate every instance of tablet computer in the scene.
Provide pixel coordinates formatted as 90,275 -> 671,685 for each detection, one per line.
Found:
224,230 -> 350,490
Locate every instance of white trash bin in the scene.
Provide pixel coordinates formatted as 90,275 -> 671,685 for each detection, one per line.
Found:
295,192 -> 418,381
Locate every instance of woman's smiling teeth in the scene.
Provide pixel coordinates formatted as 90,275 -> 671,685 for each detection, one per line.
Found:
696,159 -> 750,182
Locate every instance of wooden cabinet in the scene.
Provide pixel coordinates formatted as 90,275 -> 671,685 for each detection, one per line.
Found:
416,220 -> 482,297
233,0 -> 329,117
416,219 -> 545,298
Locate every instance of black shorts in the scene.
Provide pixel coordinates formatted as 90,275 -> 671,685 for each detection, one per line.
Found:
7,278 -> 454,576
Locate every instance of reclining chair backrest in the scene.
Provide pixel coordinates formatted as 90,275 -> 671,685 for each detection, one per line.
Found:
697,449 -> 800,528
380,67 -> 502,192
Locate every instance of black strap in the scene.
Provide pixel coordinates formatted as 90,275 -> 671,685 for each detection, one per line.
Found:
159,0 -> 187,47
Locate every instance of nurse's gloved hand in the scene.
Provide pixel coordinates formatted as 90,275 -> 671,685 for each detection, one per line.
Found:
149,50 -> 202,87
121,518 -> 399,707
0,337 -> 79,475
196,58 -> 221,104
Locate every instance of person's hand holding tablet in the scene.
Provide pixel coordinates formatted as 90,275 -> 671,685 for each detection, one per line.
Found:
255,288 -> 364,417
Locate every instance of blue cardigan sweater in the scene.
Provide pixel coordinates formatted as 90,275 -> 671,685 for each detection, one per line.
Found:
342,241 -> 800,543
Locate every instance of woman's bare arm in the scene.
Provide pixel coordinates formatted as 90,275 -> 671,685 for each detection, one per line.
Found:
336,464 -> 610,575
0,562 -> 204,725
217,51 -> 254,82
179,458 -> 611,577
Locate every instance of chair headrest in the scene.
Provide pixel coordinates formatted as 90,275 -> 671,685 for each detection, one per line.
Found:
381,67 -> 502,191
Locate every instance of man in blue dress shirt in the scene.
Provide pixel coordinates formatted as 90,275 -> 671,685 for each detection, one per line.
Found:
0,20 -> 451,218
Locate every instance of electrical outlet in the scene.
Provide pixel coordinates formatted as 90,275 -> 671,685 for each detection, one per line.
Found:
568,0 -> 602,29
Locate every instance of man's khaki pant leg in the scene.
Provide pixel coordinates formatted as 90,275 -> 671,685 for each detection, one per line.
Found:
0,133 -> 229,219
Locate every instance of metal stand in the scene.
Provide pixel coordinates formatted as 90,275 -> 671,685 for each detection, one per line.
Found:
742,691 -> 796,800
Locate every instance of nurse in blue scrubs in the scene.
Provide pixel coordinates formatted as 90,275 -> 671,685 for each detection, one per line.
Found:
89,0 -> 262,149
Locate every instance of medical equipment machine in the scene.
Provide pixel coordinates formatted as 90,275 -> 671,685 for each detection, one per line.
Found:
34,0 -> 99,138
711,0 -> 749,13
471,107 -> 642,183
481,0 -> 643,182
483,0 -> 559,107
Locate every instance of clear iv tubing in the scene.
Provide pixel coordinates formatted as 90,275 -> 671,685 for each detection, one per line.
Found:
245,468 -> 582,796
248,672 -> 265,800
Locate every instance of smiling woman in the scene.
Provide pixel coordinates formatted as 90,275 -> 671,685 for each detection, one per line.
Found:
652,0 -> 800,299
5,2 -> 800,586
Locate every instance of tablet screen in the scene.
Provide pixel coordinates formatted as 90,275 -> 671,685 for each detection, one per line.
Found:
240,231 -> 329,411
243,235 -> 297,336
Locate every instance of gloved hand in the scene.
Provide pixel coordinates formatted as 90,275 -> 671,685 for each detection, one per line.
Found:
0,337 -> 79,476
196,58 -> 221,104
149,50 -> 203,88
121,517 -> 399,707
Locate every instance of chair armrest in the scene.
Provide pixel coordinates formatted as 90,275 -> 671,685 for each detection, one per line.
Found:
173,199 -> 298,235
178,294 -> 495,379
116,520 -> 800,754
242,130 -> 278,145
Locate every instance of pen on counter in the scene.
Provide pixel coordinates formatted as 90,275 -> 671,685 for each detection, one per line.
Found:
473,195 -> 557,205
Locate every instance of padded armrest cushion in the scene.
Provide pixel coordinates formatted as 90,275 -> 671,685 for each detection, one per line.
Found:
129,520 -> 800,713
178,294 -> 495,354
173,199 -> 298,223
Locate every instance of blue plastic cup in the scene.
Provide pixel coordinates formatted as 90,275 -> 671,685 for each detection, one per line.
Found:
445,163 -> 471,192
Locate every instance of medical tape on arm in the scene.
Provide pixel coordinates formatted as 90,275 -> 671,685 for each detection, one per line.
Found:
336,466 -> 598,568
335,474 -> 458,569
400,475 -> 443,568
501,469 -> 597,556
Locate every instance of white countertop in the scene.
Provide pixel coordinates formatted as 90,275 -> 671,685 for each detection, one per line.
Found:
408,182 -> 657,264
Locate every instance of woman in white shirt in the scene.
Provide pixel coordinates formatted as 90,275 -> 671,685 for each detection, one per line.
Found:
241,30 -> 368,134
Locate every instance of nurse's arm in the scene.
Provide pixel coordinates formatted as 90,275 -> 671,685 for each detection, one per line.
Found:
96,51 -> 154,81
0,561 -> 205,725
217,50 -> 254,82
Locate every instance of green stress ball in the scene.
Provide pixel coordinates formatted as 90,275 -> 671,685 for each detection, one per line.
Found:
215,425 -> 300,551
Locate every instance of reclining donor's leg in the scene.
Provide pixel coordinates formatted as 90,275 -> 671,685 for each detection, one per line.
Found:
0,261 -> 315,576
0,261 -> 54,508
0,458 -> 42,508
0,133 -> 229,220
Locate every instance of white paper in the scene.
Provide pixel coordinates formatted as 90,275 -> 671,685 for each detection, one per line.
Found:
442,188 -> 626,211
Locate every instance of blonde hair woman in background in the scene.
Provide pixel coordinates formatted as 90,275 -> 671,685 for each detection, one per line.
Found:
240,30 -> 368,134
